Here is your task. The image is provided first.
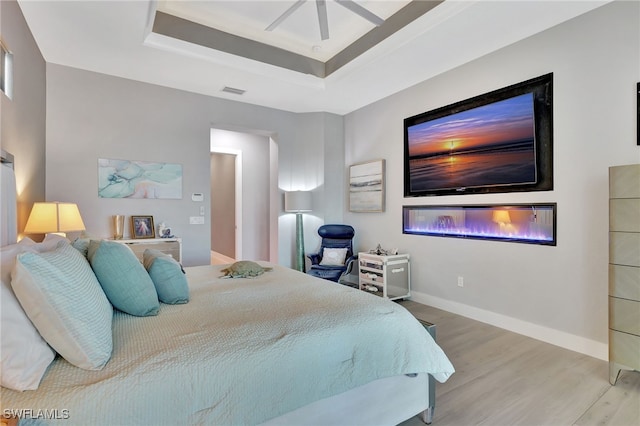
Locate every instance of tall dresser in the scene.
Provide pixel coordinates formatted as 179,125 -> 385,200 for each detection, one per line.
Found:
609,164 -> 640,385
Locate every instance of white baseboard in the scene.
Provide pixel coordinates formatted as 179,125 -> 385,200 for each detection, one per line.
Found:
409,290 -> 608,361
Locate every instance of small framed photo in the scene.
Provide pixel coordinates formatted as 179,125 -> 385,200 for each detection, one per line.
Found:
131,215 -> 155,239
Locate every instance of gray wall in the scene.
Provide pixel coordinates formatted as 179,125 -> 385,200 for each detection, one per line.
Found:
0,0 -> 45,236
344,0 -> 640,358
44,64 -> 345,267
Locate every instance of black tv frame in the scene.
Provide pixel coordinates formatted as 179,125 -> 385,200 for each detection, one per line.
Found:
636,83 -> 640,146
404,73 -> 554,197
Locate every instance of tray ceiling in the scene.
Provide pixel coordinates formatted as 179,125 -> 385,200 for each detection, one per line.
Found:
17,1 -> 611,114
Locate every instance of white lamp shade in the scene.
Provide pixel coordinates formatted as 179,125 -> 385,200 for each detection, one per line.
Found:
285,191 -> 312,212
24,202 -> 86,234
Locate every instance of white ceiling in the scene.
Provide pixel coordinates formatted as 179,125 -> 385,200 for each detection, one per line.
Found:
156,0 -> 413,62
17,0 -> 611,115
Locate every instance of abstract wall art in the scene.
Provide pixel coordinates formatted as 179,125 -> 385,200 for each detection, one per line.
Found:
98,158 -> 182,199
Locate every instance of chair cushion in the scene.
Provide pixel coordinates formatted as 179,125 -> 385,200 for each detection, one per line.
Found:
317,224 -> 355,239
320,247 -> 348,266
307,266 -> 346,282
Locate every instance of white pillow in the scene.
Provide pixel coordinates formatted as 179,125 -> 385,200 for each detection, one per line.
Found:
12,241 -> 113,370
320,247 -> 348,266
0,240 -> 56,391
36,233 -> 69,252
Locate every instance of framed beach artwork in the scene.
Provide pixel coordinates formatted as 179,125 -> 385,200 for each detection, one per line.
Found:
349,159 -> 385,212
131,215 -> 155,239
98,158 -> 183,199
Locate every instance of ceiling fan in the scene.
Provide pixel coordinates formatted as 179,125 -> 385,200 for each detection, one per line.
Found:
265,0 -> 385,40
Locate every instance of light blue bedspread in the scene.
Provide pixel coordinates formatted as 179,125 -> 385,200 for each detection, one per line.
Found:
2,264 -> 454,425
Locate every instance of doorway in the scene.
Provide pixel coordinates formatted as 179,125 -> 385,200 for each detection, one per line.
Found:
210,127 -> 277,263
210,151 -> 239,262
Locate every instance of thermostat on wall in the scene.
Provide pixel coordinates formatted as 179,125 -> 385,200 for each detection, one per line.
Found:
191,193 -> 204,202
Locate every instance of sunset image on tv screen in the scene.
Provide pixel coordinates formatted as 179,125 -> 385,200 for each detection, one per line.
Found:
407,92 -> 537,192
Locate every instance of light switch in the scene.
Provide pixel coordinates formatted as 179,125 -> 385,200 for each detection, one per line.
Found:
189,216 -> 205,225
200,206 -> 205,216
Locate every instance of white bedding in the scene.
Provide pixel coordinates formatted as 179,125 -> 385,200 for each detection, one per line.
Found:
2,263 -> 454,425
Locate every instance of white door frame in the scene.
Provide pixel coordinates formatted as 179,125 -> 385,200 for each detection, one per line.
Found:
210,146 -> 242,260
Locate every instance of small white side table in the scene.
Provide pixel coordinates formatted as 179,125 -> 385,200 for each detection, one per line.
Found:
111,237 -> 182,263
358,252 -> 410,300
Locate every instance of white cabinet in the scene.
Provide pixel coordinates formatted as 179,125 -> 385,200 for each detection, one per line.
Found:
358,252 -> 410,300
112,238 -> 182,263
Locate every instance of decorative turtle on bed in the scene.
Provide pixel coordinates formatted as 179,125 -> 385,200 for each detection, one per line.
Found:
220,260 -> 273,278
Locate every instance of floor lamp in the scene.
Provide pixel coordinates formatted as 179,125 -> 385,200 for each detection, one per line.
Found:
285,191 -> 312,272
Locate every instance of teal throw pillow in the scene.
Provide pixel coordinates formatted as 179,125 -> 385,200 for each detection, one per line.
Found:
143,249 -> 189,305
88,240 -> 160,316
11,241 -> 113,370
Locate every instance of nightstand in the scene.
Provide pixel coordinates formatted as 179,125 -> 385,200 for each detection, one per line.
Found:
358,252 -> 410,300
111,237 -> 182,263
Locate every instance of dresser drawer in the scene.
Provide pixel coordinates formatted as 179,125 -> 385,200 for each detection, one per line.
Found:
610,199 -> 640,232
609,329 -> 640,370
609,264 -> 640,302
610,164 -> 640,199
386,261 -> 409,299
609,297 -> 640,336
609,232 -> 640,267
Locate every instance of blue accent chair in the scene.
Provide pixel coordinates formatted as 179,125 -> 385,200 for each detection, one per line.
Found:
306,224 -> 357,284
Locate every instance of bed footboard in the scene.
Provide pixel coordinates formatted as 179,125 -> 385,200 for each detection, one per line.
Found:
418,320 -> 437,424
261,374 -> 430,425
423,407 -> 434,424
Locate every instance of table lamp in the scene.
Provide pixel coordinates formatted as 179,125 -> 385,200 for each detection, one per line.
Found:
24,202 -> 86,237
285,191 -> 312,272
492,209 -> 514,234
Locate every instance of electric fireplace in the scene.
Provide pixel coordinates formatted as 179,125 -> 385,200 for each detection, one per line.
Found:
403,203 -> 556,245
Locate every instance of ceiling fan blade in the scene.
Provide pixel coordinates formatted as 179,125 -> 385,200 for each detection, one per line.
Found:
316,0 -> 329,40
335,0 -> 384,26
265,0 -> 306,31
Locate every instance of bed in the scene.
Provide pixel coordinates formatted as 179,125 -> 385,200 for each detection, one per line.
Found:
0,151 -> 454,426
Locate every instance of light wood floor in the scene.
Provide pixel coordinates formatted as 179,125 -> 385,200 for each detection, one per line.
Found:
398,300 -> 640,426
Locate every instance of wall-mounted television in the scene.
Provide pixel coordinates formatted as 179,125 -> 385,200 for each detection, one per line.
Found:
404,73 -> 553,197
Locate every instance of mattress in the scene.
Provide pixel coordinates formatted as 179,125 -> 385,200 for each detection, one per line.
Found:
2,263 -> 454,425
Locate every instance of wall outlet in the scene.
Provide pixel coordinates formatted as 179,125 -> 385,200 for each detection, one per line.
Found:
457,276 -> 464,287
